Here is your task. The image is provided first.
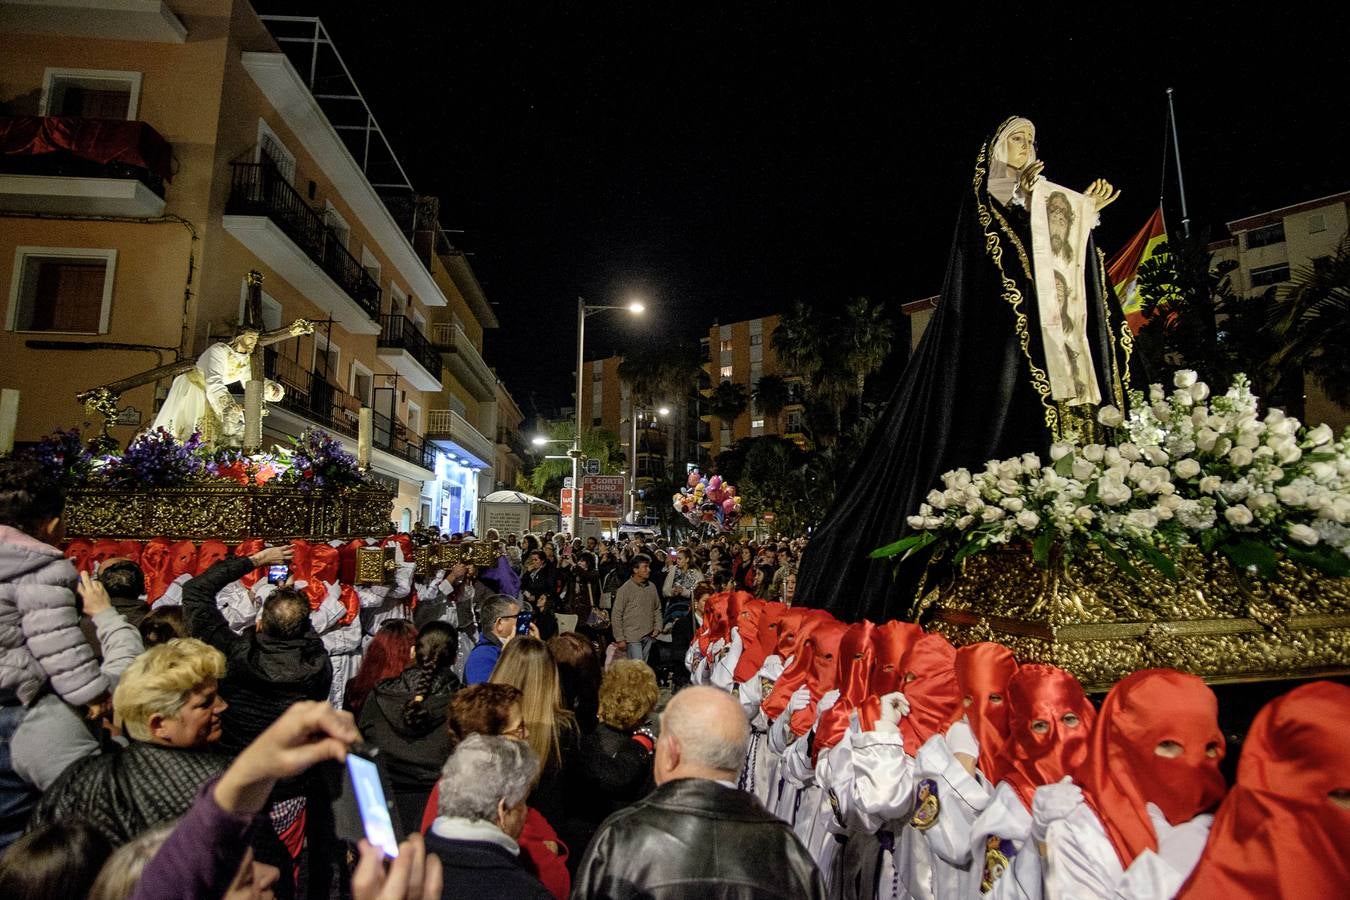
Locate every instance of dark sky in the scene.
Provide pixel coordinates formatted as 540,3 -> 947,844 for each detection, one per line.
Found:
257,2 -> 1349,416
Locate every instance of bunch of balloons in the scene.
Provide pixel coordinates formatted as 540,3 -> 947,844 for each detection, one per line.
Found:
673,469 -> 742,532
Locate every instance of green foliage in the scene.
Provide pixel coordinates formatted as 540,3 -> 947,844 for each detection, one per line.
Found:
527,422 -> 624,499
708,380 -> 750,423
1273,236 -> 1350,406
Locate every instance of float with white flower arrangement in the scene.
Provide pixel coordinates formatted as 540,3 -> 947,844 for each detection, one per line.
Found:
872,371 -> 1350,689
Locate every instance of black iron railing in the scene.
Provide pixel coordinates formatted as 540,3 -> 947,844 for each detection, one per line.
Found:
227,161 -> 381,320
372,409 -> 436,470
378,315 -> 442,380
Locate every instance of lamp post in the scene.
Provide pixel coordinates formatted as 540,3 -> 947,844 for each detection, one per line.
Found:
574,296 -> 644,538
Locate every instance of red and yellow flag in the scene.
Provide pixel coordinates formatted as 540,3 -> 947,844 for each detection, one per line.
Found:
1107,207 -> 1167,333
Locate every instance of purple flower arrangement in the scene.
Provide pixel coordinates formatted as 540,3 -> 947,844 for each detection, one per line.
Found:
99,428 -> 206,488
22,427 -> 95,489
280,427 -> 366,494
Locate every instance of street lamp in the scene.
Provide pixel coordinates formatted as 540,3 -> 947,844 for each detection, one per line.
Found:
574,295 -> 644,537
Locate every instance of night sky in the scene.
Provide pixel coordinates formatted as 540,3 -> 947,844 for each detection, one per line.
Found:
257,2 -> 1349,417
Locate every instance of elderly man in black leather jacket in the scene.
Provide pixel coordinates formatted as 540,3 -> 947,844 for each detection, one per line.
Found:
572,685 -> 825,899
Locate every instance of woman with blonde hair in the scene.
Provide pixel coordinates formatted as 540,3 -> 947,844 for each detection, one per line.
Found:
489,637 -> 582,855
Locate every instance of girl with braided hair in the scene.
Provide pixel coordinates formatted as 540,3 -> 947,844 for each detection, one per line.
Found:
358,621 -> 460,834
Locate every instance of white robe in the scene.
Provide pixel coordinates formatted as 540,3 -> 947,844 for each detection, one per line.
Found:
1042,798 -> 1212,900
152,342 -> 252,442
737,655 -> 785,802
913,731 -> 994,899
969,782 -> 1042,900
849,723 -> 932,900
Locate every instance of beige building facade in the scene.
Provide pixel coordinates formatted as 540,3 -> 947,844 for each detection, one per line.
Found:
0,0 -> 503,531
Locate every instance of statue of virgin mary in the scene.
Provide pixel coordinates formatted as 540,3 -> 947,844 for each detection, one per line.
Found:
795,116 -> 1141,623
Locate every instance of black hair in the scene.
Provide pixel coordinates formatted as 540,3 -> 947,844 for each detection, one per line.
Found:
0,458 -> 64,533
402,621 -> 458,730
260,587 -> 311,639
139,606 -> 186,647
0,819 -> 113,900
631,553 -> 652,569
98,559 -> 145,601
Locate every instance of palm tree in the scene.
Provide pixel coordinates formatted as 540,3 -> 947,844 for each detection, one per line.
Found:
708,380 -> 749,427
753,374 -> 792,428
771,301 -> 825,384
842,296 -> 894,406
617,342 -> 703,408
1273,237 -> 1350,406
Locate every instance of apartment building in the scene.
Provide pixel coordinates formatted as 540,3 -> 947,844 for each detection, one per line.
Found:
702,314 -> 806,456
577,352 -> 693,524
0,0 -> 503,531
493,378 -> 526,492
1210,190 -> 1349,431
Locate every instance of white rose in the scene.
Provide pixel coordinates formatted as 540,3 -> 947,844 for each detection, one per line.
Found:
1173,370 -> 1198,389
1331,499 -> 1350,524
1171,391 -> 1195,409
1214,437 -> 1233,456
1277,484 -> 1308,506
1224,504 -> 1254,526
1021,453 -> 1042,472
1266,467 -> 1284,483
996,478 -> 1021,496
1150,384 -> 1166,402
1153,503 -> 1174,521
918,503 -> 934,518
1097,405 -> 1125,428
955,515 -> 975,531
998,460 -> 1023,480
926,489 -> 947,510
1235,429 -> 1261,450
1001,496 -> 1025,513
945,488 -> 966,507
964,483 -> 982,501
1050,442 -> 1073,461
1309,462 -> 1336,482
965,498 -> 985,515
1306,423 -> 1333,447
1071,458 -> 1096,481
1137,472 -> 1168,494
1126,509 -> 1159,530
1083,444 -> 1105,463
1199,475 -> 1223,494
1153,401 -> 1174,420
1249,492 -> 1277,513
1016,511 -> 1040,530
925,516 -> 946,529
1144,447 -> 1169,466
1119,443 -> 1142,462
1191,408 -> 1210,428
1288,523 -> 1320,546
1158,493 -> 1185,511
1268,417 -> 1297,438
982,507 -> 1006,523
1189,382 -> 1210,402
1098,477 -> 1133,507
1174,458 -> 1202,479
1229,446 -> 1254,467
1074,506 -> 1095,524
1104,447 -> 1123,468
907,515 -> 926,530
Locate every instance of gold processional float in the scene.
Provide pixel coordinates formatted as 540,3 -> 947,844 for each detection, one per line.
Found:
62,272 -> 498,588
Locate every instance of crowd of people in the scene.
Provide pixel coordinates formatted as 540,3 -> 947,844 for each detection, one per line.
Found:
0,453 -> 1345,899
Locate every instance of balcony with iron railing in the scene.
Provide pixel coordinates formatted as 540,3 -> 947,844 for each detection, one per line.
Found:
0,115 -> 170,217
496,427 -> 530,461
377,314 -> 442,392
431,322 -> 496,402
264,348 -> 434,474
223,160 -> 382,333
425,408 -> 495,469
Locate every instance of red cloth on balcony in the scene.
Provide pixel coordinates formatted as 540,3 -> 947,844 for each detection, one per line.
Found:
0,115 -> 172,182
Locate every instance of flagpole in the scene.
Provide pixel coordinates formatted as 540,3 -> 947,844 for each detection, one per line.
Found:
1166,87 -> 1191,239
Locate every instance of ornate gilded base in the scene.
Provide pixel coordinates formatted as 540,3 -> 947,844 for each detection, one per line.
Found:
922,546 -> 1350,692
63,482 -> 395,542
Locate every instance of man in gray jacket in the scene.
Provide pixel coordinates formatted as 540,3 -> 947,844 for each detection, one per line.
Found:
611,555 -> 661,662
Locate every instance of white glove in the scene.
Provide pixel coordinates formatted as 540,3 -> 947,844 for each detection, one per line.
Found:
946,719 -> 980,759
1030,776 -> 1083,843
816,689 -> 842,716
1148,803 -> 1214,875
786,685 -> 812,716
878,691 -> 910,727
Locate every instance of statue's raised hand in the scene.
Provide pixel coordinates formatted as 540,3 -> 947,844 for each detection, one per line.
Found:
1018,160 -> 1045,199
1085,178 -> 1120,211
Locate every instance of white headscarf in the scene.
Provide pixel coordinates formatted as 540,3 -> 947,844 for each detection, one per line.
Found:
987,116 -> 1036,206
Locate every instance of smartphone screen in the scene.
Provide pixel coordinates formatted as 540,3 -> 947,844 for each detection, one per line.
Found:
346,753 -> 399,858
266,564 -> 289,585
516,610 -> 533,635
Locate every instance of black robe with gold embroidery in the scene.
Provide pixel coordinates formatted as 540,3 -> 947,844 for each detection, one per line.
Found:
796,123 -> 1139,623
